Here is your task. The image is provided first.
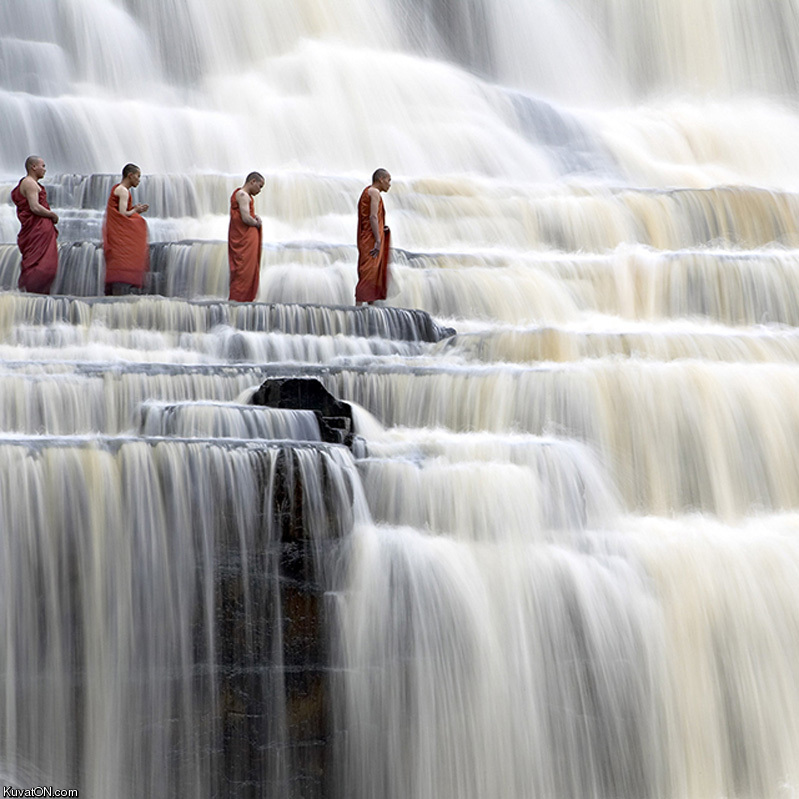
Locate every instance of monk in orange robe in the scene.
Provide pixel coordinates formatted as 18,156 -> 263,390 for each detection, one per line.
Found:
355,168 -> 391,305
103,163 -> 150,294
10,155 -> 59,294
228,172 -> 264,302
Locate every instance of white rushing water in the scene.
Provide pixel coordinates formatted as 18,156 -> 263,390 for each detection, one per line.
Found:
2,0 -> 799,797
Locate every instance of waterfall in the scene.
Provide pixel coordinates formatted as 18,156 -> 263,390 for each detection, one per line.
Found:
136,401 -> 323,440
3,0 -> 799,796
0,438 -> 365,796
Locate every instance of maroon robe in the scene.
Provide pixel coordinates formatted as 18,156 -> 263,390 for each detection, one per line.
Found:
228,189 -> 262,302
103,183 -> 149,288
355,186 -> 390,303
10,180 -> 59,294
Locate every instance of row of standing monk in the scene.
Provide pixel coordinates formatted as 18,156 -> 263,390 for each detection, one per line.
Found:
9,157 -> 392,306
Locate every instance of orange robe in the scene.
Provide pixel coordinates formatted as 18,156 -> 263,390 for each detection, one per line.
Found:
10,180 -> 59,294
103,183 -> 149,288
355,186 -> 390,303
228,189 -> 262,302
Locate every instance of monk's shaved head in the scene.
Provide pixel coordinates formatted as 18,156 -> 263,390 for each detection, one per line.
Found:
372,168 -> 390,184
25,155 -> 43,172
245,171 -> 264,185
122,163 -> 141,179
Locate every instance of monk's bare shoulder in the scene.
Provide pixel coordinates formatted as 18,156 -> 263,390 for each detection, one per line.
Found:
20,175 -> 40,201
237,188 -> 254,209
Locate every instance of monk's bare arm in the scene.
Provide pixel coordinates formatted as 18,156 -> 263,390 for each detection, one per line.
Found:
368,187 -> 381,255
114,185 -> 148,217
21,177 -> 58,223
237,190 -> 262,228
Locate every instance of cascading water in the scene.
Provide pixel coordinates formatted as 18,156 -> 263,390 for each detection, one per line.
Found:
2,0 -> 799,797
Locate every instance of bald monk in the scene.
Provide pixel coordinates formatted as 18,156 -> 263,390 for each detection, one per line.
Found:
228,172 -> 264,302
10,155 -> 59,293
355,168 -> 391,305
103,163 -> 150,295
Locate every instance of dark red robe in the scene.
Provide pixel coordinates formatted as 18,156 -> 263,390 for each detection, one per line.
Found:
10,180 -> 59,294
355,186 -> 390,303
103,183 -> 149,288
228,189 -> 262,302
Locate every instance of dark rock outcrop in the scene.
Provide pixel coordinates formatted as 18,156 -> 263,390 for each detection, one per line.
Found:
251,378 -> 353,447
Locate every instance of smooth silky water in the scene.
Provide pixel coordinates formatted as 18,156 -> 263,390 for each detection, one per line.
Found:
3,0 -> 799,797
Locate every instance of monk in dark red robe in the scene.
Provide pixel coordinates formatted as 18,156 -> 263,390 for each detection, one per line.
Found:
228,172 -> 264,302
10,155 -> 59,294
103,163 -> 150,294
355,168 -> 391,305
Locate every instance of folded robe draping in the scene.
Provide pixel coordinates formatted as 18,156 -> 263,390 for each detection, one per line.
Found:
103,183 -> 149,288
355,186 -> 390,303
228,188 -> 262,302
11,181 -> 59,294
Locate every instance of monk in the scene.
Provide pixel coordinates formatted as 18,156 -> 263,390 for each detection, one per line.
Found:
10,155 -> 59,294
355,168 -> 391,305
102,163 -> 150,295
228,172 -> 264,302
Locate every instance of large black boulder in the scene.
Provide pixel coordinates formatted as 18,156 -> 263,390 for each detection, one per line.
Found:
250,377 -> 353,446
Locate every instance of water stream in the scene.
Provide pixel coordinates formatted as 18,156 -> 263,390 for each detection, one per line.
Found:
2,0 -> 799,796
